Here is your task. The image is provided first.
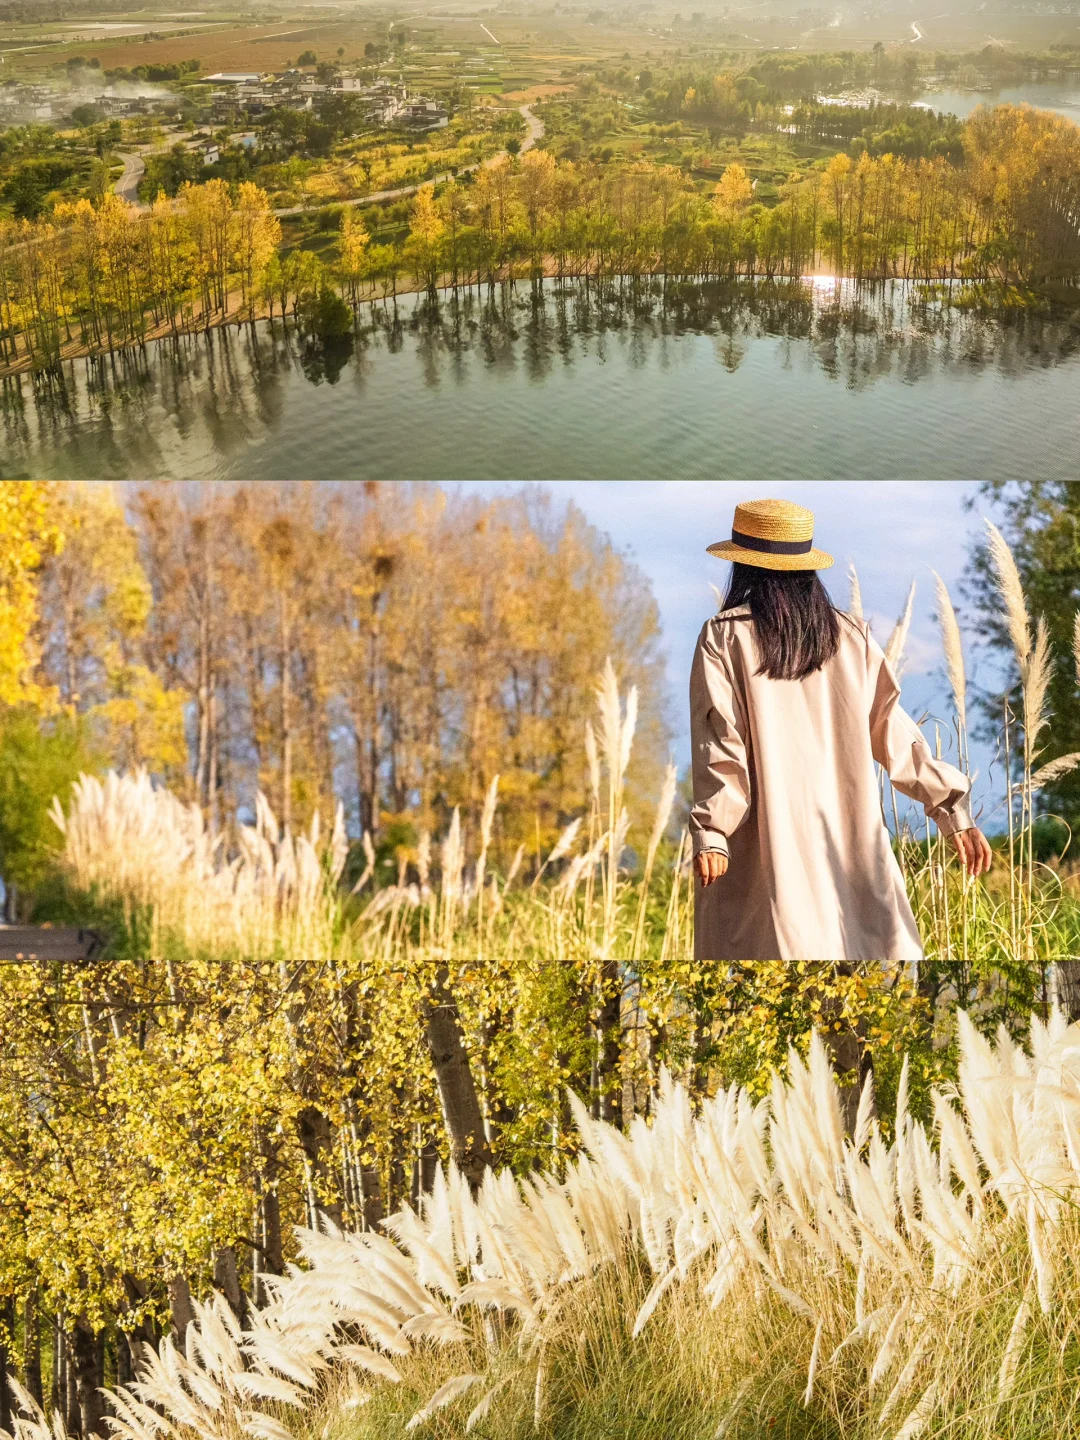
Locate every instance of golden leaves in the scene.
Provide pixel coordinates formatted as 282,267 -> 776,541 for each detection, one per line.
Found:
0,481 -> 61,711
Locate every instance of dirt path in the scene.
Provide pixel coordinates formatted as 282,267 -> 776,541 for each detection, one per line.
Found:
272,103 -> 544,218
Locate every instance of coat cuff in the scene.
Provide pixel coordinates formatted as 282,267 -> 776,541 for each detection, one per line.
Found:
927,795 -> 974,837
691,831 -> 729,858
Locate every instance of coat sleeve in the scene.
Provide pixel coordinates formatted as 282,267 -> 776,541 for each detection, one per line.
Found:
688,622 -> 752,857
866,626 -> 973,836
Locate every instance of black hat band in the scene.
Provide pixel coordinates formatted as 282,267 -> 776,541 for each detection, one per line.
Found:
731,528 -> 813,556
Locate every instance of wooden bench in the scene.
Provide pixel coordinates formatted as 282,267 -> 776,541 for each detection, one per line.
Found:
0,926 -> 105,962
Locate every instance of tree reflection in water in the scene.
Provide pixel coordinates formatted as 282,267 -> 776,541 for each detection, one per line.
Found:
1,279 -> 1077,480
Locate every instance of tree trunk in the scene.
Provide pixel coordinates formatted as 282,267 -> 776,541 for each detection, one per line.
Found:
0,1299 -> 12,1435
63,1324 -> 79,1438
597,961 -> 623,1127
822,962 -> 875,1139
351,1106 -> 384,1231
418,1134 -> 440,1198
296,1106 -> 344,1229
52,1314 -> 63,1417
1054,960 -> 1080,1022
116,1332 -> 133,1389
258,1131 -> 284,1278
213,1246 -> 248,1325
24,1293 -> 43,1409
72,1315 -> 105,1438
425,971 -> 492,1190
119,1273 -> 158,1366
167,1276 -> 195,1349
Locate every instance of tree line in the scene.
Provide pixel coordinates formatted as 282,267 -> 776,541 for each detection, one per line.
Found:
1,102 -> 1079,374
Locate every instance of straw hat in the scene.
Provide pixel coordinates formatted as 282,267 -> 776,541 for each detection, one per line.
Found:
707,498 -> 834,572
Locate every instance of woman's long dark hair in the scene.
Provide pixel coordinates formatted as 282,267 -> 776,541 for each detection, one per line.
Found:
724,563 -> 841,680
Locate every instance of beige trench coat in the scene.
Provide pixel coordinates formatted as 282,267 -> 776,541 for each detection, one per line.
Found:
690,607 -> 972,962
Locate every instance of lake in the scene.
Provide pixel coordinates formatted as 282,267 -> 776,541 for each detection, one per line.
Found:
3,280 -> 1079,481
917,77 -> 1080,121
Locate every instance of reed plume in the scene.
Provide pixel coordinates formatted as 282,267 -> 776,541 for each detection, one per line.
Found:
584,719 -> 600,815
885,579 -> 916,676
1031,752 -> 1080,791
531,815 -> 582,890
473,774 -> 500,895
931,569 -> 966,734
985,518 -> 1032,666
847,560 -> 863,622
1023,615 -> 1052,754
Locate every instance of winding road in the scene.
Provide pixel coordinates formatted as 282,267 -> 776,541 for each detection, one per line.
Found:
113,151 -> 146,207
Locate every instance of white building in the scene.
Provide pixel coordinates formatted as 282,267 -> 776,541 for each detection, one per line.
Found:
393,98 -> 448,132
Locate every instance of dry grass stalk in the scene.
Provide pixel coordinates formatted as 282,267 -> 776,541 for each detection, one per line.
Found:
584,720 -> 600,818
51,769 -> 347,962
632,760 -> 678,962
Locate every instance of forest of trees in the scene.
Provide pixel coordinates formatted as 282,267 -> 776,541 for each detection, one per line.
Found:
2,481 -> 669,896
2,102 -> 1079,373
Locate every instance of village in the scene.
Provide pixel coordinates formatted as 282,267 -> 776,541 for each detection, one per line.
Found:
205,71 -> 448,132
0,66 -> 449,136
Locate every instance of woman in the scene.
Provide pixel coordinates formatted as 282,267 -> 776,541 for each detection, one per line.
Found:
690,497 -> 991,962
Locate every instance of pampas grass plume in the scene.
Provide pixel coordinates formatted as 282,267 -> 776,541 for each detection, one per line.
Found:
931,569 -> 966,732
644,760 -> 678,876
1031,752 -> 1080,791
848,560 -> 863,622
885,580 -> 916,676
985,519 -> 1031,667
1023,614 -> 1052,750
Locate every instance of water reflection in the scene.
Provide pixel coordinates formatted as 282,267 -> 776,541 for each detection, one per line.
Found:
2,279 -> 1078,480
388,279 -> 1079,391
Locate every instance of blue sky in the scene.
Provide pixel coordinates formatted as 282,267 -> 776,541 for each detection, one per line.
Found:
455,481 -> 1010,834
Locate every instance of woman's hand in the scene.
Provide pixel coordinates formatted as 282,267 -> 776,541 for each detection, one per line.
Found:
694,850 -> 728,887
951,827 -> 993,877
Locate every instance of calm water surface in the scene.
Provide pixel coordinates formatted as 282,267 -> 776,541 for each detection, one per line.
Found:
918,78 -> 1080,120
3,280 -> 1079,480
